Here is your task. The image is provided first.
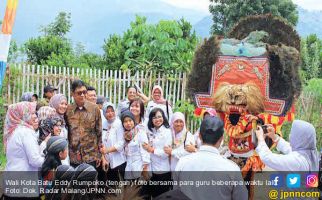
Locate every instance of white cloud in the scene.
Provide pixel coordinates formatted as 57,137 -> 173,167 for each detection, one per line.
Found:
160,0 -> 210,14
292,0 -> 322,10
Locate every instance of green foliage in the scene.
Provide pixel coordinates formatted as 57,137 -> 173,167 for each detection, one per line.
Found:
300,34 -> 322,82
174,100 -> 201,130
103,34 -> 125,70
0,92 -> 7,169
209,0 -> 298,36
25,35 -> 73,65
282,79 -> 322,150
24,12 -> 104,68
103,15 -> 199,74
40,12 -> 72,37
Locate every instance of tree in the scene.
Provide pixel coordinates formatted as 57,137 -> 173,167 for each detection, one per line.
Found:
24,12 -> 105,68
41,12 -> 72,38
102,15 -> 199,73
300,34 -> 322,82
209,0 -> 298,36
25,35 -> 72,64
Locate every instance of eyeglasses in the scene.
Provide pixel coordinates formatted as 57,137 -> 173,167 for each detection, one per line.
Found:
152,115 -> 163,120
75,90 -> 87,96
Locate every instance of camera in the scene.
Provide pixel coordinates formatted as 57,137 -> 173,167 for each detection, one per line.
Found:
252,119 -> 273,147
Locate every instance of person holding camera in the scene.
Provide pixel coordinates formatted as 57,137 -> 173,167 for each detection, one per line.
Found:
255,120 -> 319,171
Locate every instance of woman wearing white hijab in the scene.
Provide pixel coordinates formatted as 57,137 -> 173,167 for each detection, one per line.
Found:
146,85 -> 173,121
255,120 -> 319,171
164,112 -> 196,172
101,102 -> 126,181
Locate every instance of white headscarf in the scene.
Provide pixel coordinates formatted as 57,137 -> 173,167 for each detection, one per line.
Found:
102,102 -> 116,125
171,112 -> 187,148
289,120 -> 319,171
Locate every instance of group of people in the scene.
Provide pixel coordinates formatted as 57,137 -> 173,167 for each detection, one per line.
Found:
2,79 -> 320,200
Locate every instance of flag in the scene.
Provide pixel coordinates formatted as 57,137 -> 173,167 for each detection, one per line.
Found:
0,0 -> 18,89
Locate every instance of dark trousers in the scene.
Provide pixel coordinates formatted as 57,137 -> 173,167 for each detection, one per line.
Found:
149,172 -> 172,198
106,162 -> 126,183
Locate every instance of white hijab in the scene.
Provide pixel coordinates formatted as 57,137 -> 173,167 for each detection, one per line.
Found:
289,120 -> 319,171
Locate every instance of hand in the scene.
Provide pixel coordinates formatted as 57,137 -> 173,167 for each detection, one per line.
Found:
100,145 -> 107,154
163,146 -> 172,155
246,114 -> 258,122
96,158 -> 101,168
142,142 -> 154,153
124,131 -> 132,142
101,157 -> 109,172
44,134 -> 51,142
265,124 -> 277,140
142,165 -> 149,180
185,143 -> 197,153
255,126 -> 265,142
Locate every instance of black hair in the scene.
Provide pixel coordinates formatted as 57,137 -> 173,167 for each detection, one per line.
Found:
71,80 -> 86,92
127,85 -> 137,93
200,116 -> 224,145
129,98 -> 145,120
32,94 -> 38,100
147,108 -> 170,132
41,152 -> 62,178
86,86 -> 96,92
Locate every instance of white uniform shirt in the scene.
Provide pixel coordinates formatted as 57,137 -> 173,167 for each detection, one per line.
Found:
147,125 -> 172,174
39,127 -> 70,165
170,130 -> 195,171
145,101 -> 173,121
100,109 -> 108,127
256,137 -> 310,171
102,119 -> 126,169
6,126 -> 44,171
174,145 -> 248,200
124,128 -> 150,179
5,126 -> 44,197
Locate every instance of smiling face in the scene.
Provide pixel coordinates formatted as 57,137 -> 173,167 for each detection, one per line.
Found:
152,111 -> 164,128
130,101 -> 141,117
127,87 -> 137,101
56,99 -> 68,115
153,89 -> 162,101
123,117 -> 135,131
86,90 -> 97,104
105,106 -> 115,121
173,119 -> 184,134
53,121 -> 62,136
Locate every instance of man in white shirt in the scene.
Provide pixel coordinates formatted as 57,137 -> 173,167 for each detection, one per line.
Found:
174,116 -> 248,200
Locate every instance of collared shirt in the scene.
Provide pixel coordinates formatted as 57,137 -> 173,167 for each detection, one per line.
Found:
147,125 -> 172,173
256,137 -> 310,171
124,127 -> 150,179
117,99 -> 130,118
4,127 -> 44,198
65,101 -> 102,164
6,126 -> 44,171
145,101 -> 173,121
102,118 -> 126,169
174,145 -> 248,200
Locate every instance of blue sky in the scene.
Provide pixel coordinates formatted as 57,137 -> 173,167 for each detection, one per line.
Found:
160,0 -> 322,13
